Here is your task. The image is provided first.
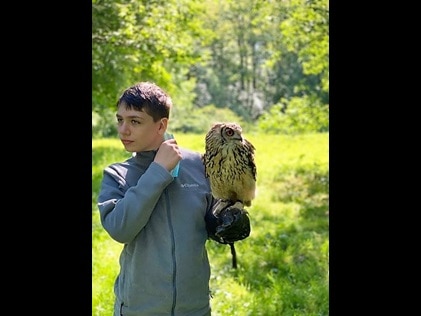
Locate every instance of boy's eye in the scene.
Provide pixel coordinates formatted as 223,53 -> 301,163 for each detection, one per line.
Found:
131,120 -> 140,125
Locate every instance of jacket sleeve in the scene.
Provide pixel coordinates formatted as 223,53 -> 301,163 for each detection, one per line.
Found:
97,162 -> 173,243
205,199 -> 251,244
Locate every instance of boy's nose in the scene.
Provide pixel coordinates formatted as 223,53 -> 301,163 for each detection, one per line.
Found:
119,122 -> 130,135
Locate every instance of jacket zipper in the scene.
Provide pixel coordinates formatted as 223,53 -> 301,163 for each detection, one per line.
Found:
165,188 -> 177,316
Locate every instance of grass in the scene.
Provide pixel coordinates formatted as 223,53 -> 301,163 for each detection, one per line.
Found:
92,132 -> 329,316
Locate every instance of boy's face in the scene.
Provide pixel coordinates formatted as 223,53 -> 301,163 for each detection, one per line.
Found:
116,105 -> 166,152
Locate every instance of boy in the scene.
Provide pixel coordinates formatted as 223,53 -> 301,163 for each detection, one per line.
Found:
97,81 -> 249,315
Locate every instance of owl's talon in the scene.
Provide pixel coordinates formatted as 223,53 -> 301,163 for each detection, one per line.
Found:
232,201 -> 244,210
213,199 -> 231,216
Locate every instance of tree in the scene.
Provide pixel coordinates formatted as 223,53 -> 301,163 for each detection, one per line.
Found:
92,0 -> 211,136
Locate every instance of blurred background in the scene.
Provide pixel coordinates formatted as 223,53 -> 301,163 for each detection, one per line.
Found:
92,0 -> 329,138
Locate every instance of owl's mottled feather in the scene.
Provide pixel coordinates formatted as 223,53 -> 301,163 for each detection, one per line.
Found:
202,122 -> 256,209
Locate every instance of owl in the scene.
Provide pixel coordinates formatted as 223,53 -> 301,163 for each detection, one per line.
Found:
202,122 -> 257,214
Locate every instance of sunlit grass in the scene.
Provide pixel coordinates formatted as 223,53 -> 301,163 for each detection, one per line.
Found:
92,132 -> 329,316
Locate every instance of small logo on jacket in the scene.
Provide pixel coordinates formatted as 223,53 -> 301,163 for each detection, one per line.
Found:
180,183 -> 199,188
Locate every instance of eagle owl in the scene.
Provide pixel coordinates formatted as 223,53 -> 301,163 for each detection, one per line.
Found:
203,122 -> 257,214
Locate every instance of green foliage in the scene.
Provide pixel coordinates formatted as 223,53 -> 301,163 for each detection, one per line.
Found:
92,0 -> 211,114
257,96 -> 329,134
92,132 -> 329,315
92,108 -> 118,139
170,104 -> 247,134
280,0 -> 329,93
92,0 -> 329,128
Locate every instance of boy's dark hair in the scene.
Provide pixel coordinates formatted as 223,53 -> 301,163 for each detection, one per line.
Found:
117,82 -> 172,122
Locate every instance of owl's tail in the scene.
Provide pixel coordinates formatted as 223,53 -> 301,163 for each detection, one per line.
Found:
229,242 -> 237,269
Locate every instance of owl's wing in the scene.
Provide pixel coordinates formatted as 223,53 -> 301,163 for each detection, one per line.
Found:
201,153 -> 210,178
244,139 -> 257,181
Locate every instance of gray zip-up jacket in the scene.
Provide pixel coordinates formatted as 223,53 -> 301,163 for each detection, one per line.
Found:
97,148 -> 215,316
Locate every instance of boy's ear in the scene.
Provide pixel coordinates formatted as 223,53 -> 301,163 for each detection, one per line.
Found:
159,118 -> 168,134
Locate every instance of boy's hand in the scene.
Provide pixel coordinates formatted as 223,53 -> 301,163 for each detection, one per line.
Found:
155,139 -> 182,172
215,206 -> 250,244
206,200 -> 251,244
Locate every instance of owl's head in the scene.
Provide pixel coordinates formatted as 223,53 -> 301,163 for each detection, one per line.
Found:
210,122 -> 243,142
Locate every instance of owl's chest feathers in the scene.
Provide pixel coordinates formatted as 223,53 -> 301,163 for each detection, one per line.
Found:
206,144 -> 253,181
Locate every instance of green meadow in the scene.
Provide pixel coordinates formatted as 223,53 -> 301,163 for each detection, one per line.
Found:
92,132 -> 329,316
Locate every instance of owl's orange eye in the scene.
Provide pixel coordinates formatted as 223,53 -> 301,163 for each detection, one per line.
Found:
225,128 -> 234,136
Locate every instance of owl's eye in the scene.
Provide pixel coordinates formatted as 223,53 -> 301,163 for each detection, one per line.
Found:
225,128 -> 234,136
